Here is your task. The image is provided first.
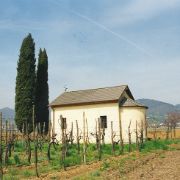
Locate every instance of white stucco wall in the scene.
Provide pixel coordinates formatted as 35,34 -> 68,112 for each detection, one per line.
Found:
119,107 -> 147,143
51,104 -> 147,144
51,103 -> 120,143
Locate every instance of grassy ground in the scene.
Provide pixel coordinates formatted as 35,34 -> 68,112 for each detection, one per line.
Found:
2,142 -> 120,179
73,139 -> 180,180
2,139 -> 180,179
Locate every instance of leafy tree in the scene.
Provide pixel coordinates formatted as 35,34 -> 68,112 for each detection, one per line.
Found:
35,48 -> 49,134
15,34 -> 36,133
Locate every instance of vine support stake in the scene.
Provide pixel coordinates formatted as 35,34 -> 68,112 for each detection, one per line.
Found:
0,112 -> 3,179
83,112 -> 86,164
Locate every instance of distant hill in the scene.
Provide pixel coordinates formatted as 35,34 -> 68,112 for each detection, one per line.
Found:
0,107 -> 14,122
175,104 -> 180,110
1,99 -> 179,124
137,99 -> 179,123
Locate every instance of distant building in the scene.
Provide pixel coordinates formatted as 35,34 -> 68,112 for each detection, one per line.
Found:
50,85 -> 148,143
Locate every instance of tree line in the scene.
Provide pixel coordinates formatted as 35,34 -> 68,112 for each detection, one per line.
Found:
15,33 -> 49,134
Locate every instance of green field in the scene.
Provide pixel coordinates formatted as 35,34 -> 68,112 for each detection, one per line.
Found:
1,139 -> 180,179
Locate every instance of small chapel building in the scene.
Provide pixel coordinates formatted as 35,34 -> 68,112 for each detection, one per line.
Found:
50,85 -> 148,143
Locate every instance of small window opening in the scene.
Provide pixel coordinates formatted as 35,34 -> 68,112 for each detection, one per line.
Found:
61,117 -> 67,129
100,116 -> 107,129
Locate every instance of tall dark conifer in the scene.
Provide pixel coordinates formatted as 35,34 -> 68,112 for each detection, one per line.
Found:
35,49 -> 49,134
15,34 -> 36,132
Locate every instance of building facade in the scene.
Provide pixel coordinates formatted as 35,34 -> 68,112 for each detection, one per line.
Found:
50,85 -> 148,143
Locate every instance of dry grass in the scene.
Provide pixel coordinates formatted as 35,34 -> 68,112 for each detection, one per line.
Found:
147,128 -> 180,140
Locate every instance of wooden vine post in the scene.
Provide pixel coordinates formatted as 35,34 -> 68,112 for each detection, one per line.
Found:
5,122 -> 10,165
70,122 -> 73,145
135,120 -> 139,151
26,121 -> 31,164
11,123 -> 15,152
34,139 -> 39,177
85,118 -> 89,144
61,115 -> 65,169
102,126 -> 105,146
0,112 -> 3,179
145,116 -> 148,141
5,120 -> 8,146
60,115 -> 67,170
119,116 -> 124,154
153,122 -> 157,141
166,121 -> 170,140
170,124 -> 173,139
128,121 -> 132,152
48,120 -> 52,142
140,120 -> 144,149
111,121 -> 115,156
33,105 -> 35,141
97,118 -> 102,161
76,120 -> 80,154
9,122 -> 12,142
83,112 -> 87,164
33,105 -> 39,177
22,123 -> 24,146
47,126 -> 58,161
95,120 -> 98,149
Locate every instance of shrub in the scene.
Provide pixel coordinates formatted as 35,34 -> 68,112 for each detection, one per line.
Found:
101,160 -> 110,171
23,170 -> 34,177
6,158 -> 14,166
91,170 -> 101,177
8,168 -> 19,176
4,175 -> 19,180
141,140 -> 169,152
14,154 -> 21,166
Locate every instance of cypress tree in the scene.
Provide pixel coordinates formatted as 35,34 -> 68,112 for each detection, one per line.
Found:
35,48 -> 49,134
15,34 -> 36,133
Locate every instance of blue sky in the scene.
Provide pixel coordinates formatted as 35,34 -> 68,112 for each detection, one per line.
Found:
0,0 -> 180,108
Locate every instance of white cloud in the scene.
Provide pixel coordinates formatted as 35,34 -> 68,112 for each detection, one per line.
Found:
104,0 -> 180,26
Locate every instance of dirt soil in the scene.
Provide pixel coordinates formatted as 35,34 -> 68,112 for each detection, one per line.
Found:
32,160 -> 102,180
31,149 -> 180,180
125,150 -> 180,180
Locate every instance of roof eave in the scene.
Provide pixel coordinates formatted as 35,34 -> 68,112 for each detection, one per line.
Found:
50,99 -> 119,108
120,105 -> 148,109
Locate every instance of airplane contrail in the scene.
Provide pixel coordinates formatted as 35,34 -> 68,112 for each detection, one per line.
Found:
52,0 -> 153,57
71,10 -> 153,57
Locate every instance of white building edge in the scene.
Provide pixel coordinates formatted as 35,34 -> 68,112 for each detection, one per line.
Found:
50,85 -> 148,143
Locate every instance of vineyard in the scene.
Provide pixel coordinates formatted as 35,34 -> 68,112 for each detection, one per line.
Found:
148,128 -> 180,139
0,112 -> 179,179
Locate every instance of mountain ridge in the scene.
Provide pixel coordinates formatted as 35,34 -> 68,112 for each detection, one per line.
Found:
1,99 -> 179,123
137,98 -> 179,122
0,107 -> 15,122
